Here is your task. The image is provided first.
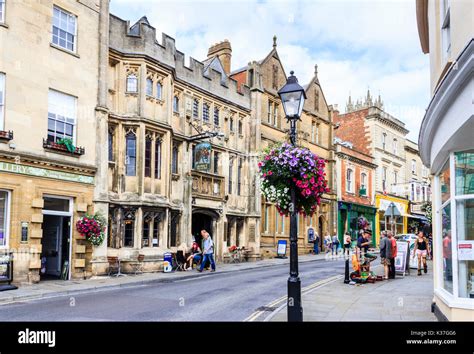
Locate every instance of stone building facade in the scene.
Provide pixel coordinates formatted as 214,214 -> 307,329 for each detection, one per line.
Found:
1,3 -> 339,283
230,38 -> 337,256
0,0 -> 107,283
89,15 -> 260,273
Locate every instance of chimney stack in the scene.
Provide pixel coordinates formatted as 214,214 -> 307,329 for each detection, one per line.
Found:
207,39 -> 232,75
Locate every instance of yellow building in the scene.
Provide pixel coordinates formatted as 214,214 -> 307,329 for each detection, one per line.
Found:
0,0 -> 106,283
374,193 -> 409,245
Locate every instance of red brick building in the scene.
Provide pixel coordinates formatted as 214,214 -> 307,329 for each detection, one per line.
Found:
334,106 -> 378,244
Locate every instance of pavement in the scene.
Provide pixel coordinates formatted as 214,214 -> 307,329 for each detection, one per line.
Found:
0,252 -> 330,307
267,261 -> 436,321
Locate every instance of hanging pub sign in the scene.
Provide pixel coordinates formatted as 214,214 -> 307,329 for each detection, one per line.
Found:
195,142 -> 212,172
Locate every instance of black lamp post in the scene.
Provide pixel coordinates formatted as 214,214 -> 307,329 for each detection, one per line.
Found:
278,71 -> 306,322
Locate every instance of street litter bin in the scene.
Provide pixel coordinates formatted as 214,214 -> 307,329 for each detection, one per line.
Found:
163,252 -> 172,273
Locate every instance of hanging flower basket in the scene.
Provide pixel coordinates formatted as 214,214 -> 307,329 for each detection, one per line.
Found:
259,143 -> 330,217
76,213 -> 107,246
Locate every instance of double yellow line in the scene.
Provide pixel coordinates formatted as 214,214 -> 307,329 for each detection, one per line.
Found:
244,275 -> 342,322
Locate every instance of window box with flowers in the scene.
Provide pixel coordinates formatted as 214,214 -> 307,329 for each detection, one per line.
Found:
43,138 -> 85,156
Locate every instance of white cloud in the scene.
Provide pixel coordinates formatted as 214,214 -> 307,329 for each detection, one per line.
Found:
110,0 -> 430,141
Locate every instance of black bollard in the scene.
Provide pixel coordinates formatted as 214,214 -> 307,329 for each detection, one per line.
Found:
344,255 -> 350,284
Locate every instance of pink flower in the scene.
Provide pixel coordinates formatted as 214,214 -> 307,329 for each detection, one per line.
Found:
267,171 -> 273,176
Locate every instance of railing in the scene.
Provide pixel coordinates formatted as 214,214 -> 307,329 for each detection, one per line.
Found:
43,139 -> 85,156
191,170 -> 225,200
0,130 -> 13,141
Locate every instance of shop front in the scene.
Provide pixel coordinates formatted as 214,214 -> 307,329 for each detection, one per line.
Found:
337,201 -> 377,245
0,160 -> 95,284
375,194 -> 409,245
418,40 -> 473,321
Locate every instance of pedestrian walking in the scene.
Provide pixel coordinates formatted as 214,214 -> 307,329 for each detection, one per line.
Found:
379,231 -> 392,280
413,230 -> 431,276
332,233 -> 340,256
324,232 -> 332,254
313,233 -> 320,255
198,230 -> 216,272
387,231 -> 397,279
343,232 -> 352,257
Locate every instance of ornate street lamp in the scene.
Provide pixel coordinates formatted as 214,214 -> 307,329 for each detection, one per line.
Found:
278,71 -> 306,322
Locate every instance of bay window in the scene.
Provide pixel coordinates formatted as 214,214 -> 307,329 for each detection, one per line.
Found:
146,78 -> 153,96
173,96 -> 179,113
203,103 -> 209,123
125,132 -> 136,176
155,138 -> 161,179
144,137 -> 152,177
126,74 -> 138,93
156,82 -> 162,100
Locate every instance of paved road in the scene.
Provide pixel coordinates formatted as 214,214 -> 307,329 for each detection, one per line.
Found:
0,257 -> 346,321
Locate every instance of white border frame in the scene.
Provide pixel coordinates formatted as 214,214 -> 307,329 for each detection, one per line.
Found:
0,189 -> 11,250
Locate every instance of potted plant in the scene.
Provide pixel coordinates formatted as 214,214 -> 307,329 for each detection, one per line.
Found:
258,143 -> 329,217
57,138 -> 76,153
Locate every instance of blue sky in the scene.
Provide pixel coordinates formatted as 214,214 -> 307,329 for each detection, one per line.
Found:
110,0 -> 430,142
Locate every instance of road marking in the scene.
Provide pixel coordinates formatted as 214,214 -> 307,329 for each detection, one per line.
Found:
243,275 -> 342,322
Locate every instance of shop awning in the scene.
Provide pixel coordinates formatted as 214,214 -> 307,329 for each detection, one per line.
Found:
405,214 -> 428,221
